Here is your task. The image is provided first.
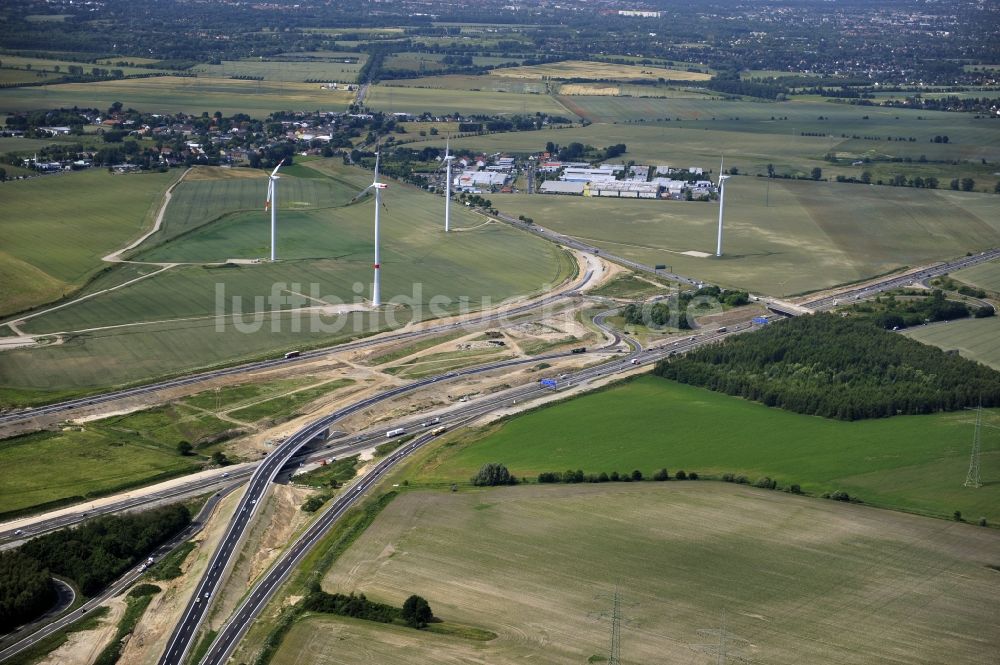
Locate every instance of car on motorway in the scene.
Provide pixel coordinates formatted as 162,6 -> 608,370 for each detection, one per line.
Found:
13,529 -> 23,535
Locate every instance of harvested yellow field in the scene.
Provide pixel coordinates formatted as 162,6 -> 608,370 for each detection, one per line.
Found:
492,60 -> 711,82
558,83 -> 621,96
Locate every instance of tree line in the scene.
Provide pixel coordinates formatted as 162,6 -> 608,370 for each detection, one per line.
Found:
654,313 -> 1000,420
19,504 -> 191,596
0,550 -> 56,632
302,586 -> 434,629
538,468 -> 698,483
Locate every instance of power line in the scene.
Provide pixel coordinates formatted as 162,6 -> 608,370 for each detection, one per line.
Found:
609,585 -> 621,665
964,402 -> 982,488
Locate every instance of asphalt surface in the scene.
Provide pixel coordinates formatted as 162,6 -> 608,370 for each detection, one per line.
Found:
2,218 -> 995,664
0,267 -> 598,430
800,249 -> 1000,311
155,339 -> 618,665
0,486 -> 238,662
173,242 -> 1000,663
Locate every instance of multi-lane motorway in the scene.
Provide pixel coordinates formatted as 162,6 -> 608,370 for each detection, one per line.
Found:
156,335 -> 636,665
0,263 -> 603,431
2,240 -> 997,665
0,485 -> 240,661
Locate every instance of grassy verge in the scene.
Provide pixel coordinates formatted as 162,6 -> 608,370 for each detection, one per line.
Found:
293,456 -> 360,489
363,330 -> 468,365
147,541 -> 196,581
3,607 -> 111,665
247,491 -> 400,665
228,379 -> 354,423
188,629 -> 217,665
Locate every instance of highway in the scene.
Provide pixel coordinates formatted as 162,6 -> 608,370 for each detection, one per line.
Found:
190,327 -> 651,665
0,263 -> 600,430
155,334 -> 634,665
2,226 -> 995,664
0,485 -> 239,662
168,241 -> 1000,663
799,248 -> 1000,310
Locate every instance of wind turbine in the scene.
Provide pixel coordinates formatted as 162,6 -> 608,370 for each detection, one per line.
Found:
443,137 -> 454,233
265,160 -> 284,262
352,149 -> 388,306
715,157 -> 729,258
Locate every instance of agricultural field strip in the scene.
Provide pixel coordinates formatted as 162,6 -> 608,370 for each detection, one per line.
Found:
102,167 -> 192,263
0,220 -> 588,422
4,265 -> 175,331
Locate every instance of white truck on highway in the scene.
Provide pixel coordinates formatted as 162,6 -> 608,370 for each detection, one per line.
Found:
386,428 -> 406,438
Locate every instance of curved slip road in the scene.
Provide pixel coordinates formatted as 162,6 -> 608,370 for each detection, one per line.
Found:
0,485 -> 239,662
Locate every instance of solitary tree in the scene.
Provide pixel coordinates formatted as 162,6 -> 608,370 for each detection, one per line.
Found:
471,462 -> 515,486
177,441 -> 193,456
401,595 -> 433,628
960,178 -> 975,192
810,167 -> 822,180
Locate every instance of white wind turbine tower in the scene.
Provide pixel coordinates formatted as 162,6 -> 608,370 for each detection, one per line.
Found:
715,157 -> 730,258
443,137 -> 454,233
265,160 -> 284,262
352,149 -> 388,306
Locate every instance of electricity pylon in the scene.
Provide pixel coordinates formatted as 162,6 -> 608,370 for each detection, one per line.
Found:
964,403 -> 983,488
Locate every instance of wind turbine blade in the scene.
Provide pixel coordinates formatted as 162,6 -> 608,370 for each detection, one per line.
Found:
265,179 -> 273,209
270,159 -> 284,178
351,184 -> 375,203
718,156 -> 725,185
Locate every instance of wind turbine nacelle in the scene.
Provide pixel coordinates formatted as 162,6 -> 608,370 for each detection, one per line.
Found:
374,183 -> 388,189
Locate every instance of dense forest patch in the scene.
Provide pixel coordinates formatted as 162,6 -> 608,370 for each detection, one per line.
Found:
654,313 -> 1000,420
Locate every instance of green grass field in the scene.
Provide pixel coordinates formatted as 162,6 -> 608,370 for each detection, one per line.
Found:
0,68 -> 63,85
0,169 -> 178,317
954,258 -> 1000,293
380,75 -> 549,94
0,77 -> 355,117
495,179 -> 1000,296
191,54 -> 367,83
182,375 -> 326,411
902,318 -> 1000,370
414,376 -> 1000,520
0,403 -> 228,515
0,136 -> 63,154
285,484 -> 1000,665
404,111 -> 1000,192
228,378 -> 354,422
140,168 -> 362,251
0,162 -> 574,391
365,84 -> 574,117
496,59 -> 711,82
0,55 -> 171,77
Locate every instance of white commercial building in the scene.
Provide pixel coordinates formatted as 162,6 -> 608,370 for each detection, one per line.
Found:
539,181 -> 586,195
454,170 -> 508,191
